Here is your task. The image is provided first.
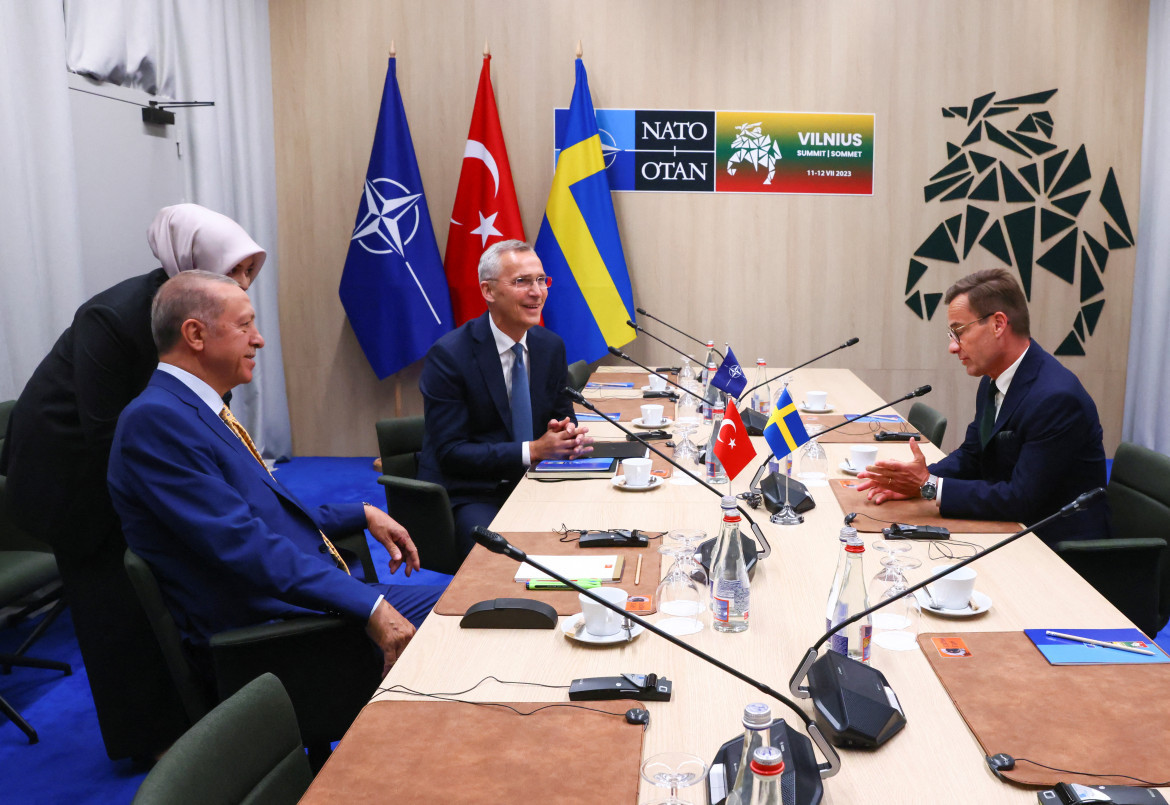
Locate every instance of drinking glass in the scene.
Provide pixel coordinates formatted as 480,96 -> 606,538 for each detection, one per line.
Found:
656,542 -> 705,636
797,424 -> 829,486
869,552 -> 922,651
639,751 -> 708,805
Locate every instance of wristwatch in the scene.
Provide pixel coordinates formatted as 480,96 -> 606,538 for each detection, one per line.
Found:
920,475 -> 938,501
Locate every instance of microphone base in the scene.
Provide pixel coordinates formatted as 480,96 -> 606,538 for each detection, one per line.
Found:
739,406 -> 769,436
697,534 -> 759,579
760,473 -> 816,515
806,651 -> 906,749
707,718 -> 824,805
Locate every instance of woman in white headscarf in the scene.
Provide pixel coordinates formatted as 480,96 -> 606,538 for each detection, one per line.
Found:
0,204 -> 266,760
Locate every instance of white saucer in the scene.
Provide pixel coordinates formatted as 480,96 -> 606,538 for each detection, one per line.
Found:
839,460 -> 861,476
915,589 -> 992,617
631,417 -> 673,429
560,612 -> 645,644
799,404 -> 834,413
612,474 -> 664,492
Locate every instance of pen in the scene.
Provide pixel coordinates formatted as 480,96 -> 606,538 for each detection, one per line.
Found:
1044,630 -> 1157,656
635,555 -> 643,585
526,579 -> 602,590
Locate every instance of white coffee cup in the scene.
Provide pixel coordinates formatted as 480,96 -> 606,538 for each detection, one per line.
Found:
849,445 -> 879,472
806,390 -> 829,410
926,565 -> 977,610
648,373 -> 667,391
621,457 -> 653,488
579,587 -> 630,636
641,403 -> 664,426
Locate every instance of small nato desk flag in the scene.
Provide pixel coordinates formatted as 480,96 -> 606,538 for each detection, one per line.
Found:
534,58 -> 636,365
763,387 -> 812,458
340,57 -> 453,379
710,347 -> 748,399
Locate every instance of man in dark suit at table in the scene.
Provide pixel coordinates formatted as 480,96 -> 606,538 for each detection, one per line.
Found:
108,271 -> 445,678
418,240 -> 592,554
857,268 -> 1110,544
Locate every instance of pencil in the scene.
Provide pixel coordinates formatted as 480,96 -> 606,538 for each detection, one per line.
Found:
1044,630 -> 1157,656
635,555 -> 643,585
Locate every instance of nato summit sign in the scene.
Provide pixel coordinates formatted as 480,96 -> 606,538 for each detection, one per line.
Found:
554,108 -> 874,195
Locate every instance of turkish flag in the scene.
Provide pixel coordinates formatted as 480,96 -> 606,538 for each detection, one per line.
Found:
713,402 -> 758,481
444,55 -> 526,326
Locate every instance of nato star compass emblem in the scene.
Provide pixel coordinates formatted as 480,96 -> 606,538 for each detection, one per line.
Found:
728,363 -> 744,380
350,177 -> 442,324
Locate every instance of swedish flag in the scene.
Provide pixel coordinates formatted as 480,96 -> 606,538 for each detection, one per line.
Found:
763,388 -> 811,457
534,59 -> 635,364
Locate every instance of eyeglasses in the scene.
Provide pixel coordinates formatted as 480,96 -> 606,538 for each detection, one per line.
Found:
487,275 -> 552,290
946,313 -> 993,344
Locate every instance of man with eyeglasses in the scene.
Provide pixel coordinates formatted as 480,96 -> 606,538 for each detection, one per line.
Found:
857,268 -> 1110,544
418,240 -> 593,555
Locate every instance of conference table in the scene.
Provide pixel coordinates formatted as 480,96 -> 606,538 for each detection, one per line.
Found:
319,367 -> 1153,803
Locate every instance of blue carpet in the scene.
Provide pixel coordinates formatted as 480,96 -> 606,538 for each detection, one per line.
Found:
0,457 -> 450,803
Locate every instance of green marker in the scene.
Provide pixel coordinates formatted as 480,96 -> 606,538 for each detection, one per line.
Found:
526,579 -> 602,590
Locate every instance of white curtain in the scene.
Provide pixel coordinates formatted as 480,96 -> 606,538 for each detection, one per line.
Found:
2,0 -> 291,456
0,2 -> 86,401
1124,0 -> 1170,454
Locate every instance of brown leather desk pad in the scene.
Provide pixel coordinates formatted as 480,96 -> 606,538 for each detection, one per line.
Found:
578,371 -> 676,423
434,531 -> 663,616
828,478 -> 1020,533
918,630 -> 1170,787
800,413 -> 912,443
300,698 -> 645,804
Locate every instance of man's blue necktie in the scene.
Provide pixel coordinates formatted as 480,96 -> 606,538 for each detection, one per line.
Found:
510,342 -> 533,442
979,379 -> 999,447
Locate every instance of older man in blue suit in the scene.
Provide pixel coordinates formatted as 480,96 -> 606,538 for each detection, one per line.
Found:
857,268 -> 1110,545
418,240 -> 592,554
108,271 -> 443,676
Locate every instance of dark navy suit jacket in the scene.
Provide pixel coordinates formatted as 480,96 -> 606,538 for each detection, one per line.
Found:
108,370 -> 381,645
929,340 -> 1110,544
417,313 -> 575,504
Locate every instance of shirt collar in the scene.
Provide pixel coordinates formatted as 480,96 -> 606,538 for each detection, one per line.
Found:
993,343 -> 1029,397
157,362 -> 228,414
487,313 -> 528,356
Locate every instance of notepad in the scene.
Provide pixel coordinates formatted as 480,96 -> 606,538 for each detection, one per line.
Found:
513,554 -> 625,582
576,412 -> 622,421
1024,628 -> 1170,665
526,457 -> 617,480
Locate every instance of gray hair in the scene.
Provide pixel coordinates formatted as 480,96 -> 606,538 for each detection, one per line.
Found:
477,240 -> 533,282
151,270 -> 240,352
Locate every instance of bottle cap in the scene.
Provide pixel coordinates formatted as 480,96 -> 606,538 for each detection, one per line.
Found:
839,525 -> 858,542
721,495 -> 737,509
750,745 -> 785,776
742,702 -> 772,728
757,358 -> 766,365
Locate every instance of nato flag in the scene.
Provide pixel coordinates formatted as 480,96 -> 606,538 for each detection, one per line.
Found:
340,58 -> 453,379
710,347 -> 748,398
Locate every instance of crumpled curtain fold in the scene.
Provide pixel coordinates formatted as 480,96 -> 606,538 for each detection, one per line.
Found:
1124,1 -> 1170,455
64,0 -> 177,97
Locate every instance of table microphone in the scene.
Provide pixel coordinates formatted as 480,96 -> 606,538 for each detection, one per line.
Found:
737,337 -> 860,432
566,387 -> 773,570
626,319 -> 702,365
607,346 -> 691,397
748,384 -> 934,515
635,307 -> 724,359
787,487 -> 1107,750
472,525 -> 843,800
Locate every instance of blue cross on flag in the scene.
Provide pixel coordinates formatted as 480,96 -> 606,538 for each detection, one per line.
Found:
710,347 -> 748,399
763,387 -> 811,458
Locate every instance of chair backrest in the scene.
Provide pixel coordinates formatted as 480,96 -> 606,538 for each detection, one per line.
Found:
379,474 -> 461,575
907,402 -> 947,448
123,549 -> 215,724
1107,442 -> 1170,626
375,415 -> 425,479
0,399 -> 14,445
566,360 -> 591,392
132,673 -> 312,805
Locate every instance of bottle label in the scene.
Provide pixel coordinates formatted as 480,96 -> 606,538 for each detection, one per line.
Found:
713,581 -> 749,623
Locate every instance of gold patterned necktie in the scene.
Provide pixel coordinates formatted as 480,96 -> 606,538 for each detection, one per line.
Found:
219,406 -> 350,575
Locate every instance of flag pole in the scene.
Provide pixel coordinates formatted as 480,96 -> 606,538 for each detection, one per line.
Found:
389,40 -> 395,58
484,39 -> 489,57
576,40 -> 582,58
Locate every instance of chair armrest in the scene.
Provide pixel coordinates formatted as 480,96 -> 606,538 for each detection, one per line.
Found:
377,474 -> 461,575
1054,537 -> 1167,554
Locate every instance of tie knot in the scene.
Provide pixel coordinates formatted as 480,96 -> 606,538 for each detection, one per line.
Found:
511,342 -> 524,359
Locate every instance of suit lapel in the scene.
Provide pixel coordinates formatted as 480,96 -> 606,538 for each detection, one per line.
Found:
471,314 -> 514,436
988,340 -> 1040,440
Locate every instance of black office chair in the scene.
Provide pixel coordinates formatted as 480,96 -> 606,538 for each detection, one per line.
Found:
1055,442 -> 1170,638
375,416 -> 461,574
131,673 -> 312,805
567,360 -> 591,392
907,402 -> 947,448
124,548 -> 381,767
0,549 -> 71,744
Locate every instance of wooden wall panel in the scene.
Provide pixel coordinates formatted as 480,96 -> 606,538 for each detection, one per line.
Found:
270,0 -> 1147,456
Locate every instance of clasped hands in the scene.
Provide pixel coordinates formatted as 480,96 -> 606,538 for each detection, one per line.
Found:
530,417 -> 594,463
855,437 -> 931,504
